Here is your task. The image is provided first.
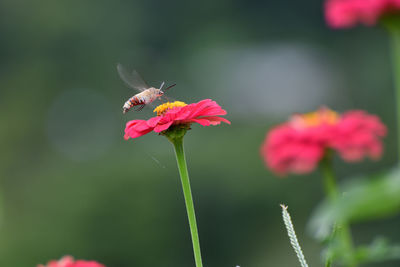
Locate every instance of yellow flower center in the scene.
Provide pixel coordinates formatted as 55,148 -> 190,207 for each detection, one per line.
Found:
290,108 -> 340,128
153,101 -> 187,116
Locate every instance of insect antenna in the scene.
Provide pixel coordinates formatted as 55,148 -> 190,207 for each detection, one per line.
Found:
159,81 -> 165,90
164,83 -> 176,91
160,83 -> 176,103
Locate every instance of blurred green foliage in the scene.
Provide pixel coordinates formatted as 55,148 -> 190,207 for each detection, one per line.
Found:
1,0 -> 400,266
310,168 -> 400,241
309,167 -> 400,265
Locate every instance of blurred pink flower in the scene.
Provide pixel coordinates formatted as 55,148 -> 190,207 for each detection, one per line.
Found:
124,99 -> 230,140
261,108 -> 339,175
325,0 -> 400,28
261,108 -> 386,176
38,256 -> 105,267
332,110 -> 387,161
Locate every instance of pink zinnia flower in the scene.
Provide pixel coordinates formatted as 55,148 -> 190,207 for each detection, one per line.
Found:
124,99 -> 230,140
38,256 -> 105,267
325,0 -> 400,28
261,107 -> 386,176
331,110 -> 387,161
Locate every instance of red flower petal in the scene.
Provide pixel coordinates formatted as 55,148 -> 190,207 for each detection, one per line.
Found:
154,121 -> 174,132
124,99 -> 230,140
325,0 -> 400,28
261,108 -> 386,176
38,256 -> 105,267
191,116 -> 231,126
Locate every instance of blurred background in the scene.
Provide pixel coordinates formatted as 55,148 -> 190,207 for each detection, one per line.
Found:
0,0 -> 399,266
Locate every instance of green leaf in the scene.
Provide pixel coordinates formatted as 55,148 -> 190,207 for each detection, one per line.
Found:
308,167 -> 400,240
355,237 -> 400,264
322,236 -> 400,265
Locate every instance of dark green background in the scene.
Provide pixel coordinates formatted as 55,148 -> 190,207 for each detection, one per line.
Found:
0,0 -> 399,266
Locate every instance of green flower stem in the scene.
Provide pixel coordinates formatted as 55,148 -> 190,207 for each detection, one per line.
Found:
320,158 -> 357,267
171,137 -> 203,267
325,259 -> 332,267
320,158 -> 338,201
389,28 -> 400,163
383,16 -> 400,163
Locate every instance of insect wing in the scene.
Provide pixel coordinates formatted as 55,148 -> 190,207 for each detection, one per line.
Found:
117,63 -> 150,92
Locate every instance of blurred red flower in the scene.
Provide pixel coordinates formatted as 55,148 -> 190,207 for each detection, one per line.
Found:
332,110 -> 387,161
325,0 -> 400,28
38,256 -> 105,267
124,99 -> 230,140
261,108 -> 386,175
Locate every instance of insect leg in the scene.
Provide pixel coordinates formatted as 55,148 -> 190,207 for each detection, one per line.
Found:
136,104 -> 146,111
162,95 -> 172,102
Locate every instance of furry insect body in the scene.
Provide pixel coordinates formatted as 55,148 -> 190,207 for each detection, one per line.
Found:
122,88 -> 163,113
117,64 -> 176,114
